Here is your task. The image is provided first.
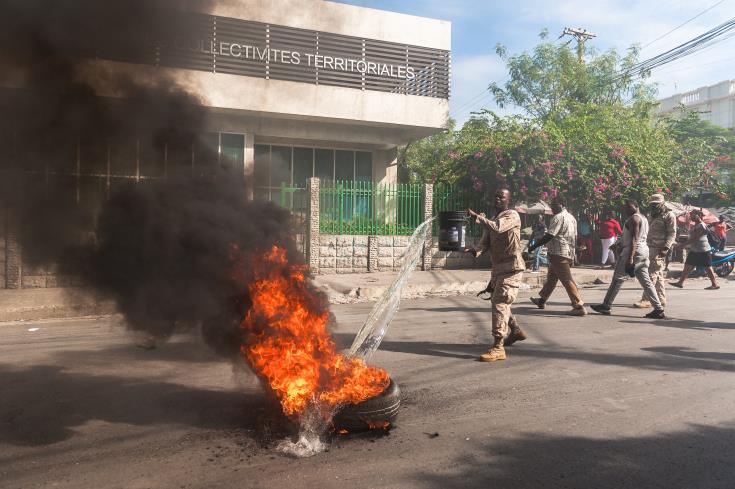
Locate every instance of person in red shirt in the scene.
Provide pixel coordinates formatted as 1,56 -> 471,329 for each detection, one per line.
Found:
712,217 -> 732,251
597,213 -> 623,269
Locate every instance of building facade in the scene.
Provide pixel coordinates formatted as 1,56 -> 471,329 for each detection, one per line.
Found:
79,0 -> 451,197
657,79 -> 735,130
1,0 -> 451,288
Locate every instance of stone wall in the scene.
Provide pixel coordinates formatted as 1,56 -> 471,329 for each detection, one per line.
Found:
425,236 -> 492,270
20,263 -> 83,289
313,233 -> 492,274
318,235 -> 370,274
316,235 -> 418,274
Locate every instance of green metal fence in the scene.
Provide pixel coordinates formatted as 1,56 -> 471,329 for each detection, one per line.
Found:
268,180 -> 494,238
319,180 -> 424,235
277,183 -> 308,225
432,183 -> 490,237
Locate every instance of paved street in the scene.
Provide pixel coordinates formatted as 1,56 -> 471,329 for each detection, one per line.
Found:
2,278 -> 735,489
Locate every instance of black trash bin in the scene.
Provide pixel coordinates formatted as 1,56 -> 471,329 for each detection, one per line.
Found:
438,210 -> 468,251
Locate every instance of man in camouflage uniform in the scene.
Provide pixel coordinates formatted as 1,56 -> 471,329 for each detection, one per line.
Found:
634,193 -> 677,309
467,188 -> 527,362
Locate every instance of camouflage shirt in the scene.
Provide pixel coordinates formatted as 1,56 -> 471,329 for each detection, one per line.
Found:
476,209 -> 526,274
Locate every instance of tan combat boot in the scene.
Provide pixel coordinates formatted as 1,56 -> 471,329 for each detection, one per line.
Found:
480,338 -> 506,362
633,300 -> 652,309
504,316 -> 528,346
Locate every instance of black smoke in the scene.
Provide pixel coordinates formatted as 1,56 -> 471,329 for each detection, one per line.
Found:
0,0 -> 306,355
82,177 -> 303,357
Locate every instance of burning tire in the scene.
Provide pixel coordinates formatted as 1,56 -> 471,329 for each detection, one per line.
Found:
333,378 -> 401,431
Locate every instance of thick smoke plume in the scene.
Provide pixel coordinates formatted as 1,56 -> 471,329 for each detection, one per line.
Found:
0,0 -> 307,355
86,179 -> 303,356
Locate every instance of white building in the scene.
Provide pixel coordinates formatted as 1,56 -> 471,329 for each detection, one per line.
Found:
657,79 -> 735,130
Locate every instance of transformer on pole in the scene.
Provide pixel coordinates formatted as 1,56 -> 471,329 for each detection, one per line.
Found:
560,27 -> 597,61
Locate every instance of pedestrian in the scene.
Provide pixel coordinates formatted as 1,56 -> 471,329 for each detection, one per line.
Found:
591,199 -> 666,319
466,188 -> 527,363
528,197 -> 587,316
669,209 -> 720,290
634,194 -> 677,309
597,212 -> 622,269
712,216 -> 732,251
529,214 -> 547,272
578,215 -> 593,264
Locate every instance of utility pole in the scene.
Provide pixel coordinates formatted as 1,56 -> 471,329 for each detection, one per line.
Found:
560,27 -> 597,61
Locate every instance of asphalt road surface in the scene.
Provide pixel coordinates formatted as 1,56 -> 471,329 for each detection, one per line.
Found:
1,278 -> 735,489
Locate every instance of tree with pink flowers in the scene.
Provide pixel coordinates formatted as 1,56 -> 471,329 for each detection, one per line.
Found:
400,35 -> 731,214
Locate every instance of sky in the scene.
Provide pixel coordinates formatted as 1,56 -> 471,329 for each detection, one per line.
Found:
338,0 -> 735,125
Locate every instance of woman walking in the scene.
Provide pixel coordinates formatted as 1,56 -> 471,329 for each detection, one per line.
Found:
669,210 -> 720,290
597,213 -> 622,269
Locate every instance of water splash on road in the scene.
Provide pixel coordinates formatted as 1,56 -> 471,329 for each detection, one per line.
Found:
348,217 -> 434,362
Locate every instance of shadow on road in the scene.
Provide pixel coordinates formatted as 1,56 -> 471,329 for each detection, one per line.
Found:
0,365 -> 285,447
623,317 -> 735,331
642,346 -> 735,362
347,333 -> 735,373
413,424 -> 735,489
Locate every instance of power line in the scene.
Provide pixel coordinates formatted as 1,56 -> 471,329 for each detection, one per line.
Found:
617,16 -> 735,82
641,0 -> 728,49
651,54 -> 735,76
452,7 -> 734,121
452,93 -> 497,121
449,74 -> 509,119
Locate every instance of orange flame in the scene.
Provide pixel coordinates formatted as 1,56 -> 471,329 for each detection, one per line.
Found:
239,245 -> 389,417
367,420 -> 391,431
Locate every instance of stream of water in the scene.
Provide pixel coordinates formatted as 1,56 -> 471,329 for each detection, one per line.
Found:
347,217 -> 435,362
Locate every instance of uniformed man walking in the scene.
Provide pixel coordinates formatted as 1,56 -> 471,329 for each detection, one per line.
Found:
467,188 -> 526,362
591,199 -> 666,319
528,197 -> 587,315
634,194 -> 677,309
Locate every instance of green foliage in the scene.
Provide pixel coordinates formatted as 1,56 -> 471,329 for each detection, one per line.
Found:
402,36 -> 732,213
489,39 -> 656,121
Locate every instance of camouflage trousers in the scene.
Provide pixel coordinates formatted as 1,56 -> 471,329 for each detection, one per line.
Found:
641,247 -> 667,306
490,271 -> 523,340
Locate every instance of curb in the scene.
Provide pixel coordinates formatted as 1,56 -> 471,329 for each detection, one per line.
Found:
319,271 -> 603,304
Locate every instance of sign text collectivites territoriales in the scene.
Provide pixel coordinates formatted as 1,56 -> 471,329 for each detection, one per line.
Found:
172,38 -> 417,80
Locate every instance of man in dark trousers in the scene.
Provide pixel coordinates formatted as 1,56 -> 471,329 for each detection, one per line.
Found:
466,188 -> 526,362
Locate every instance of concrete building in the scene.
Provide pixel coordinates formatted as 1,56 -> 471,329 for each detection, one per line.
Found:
657,79 -> 735,130
78,0 -> 451,198
1,0 -> 451,288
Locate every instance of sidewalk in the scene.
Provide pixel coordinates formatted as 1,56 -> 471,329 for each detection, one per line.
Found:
1,264 -> 688,322
0,287 -> 117,322
314,266 -> 618,304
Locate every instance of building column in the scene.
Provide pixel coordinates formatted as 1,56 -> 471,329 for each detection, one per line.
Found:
307,177 -> 320,273
243,133 -> 255,201
5,209 -> 21,289
0,206 -> 5,288
422,183 -> 434,271
373,148 -> 398,185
